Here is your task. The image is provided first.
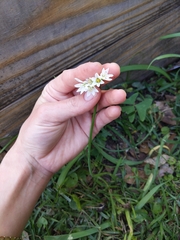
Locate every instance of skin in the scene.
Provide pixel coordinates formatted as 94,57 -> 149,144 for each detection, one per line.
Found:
0,62 -> 126,237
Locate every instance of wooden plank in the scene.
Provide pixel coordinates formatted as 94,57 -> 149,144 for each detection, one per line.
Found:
1,0 -> 179,110
0,86 -> 42,138
1,5 -> 180,138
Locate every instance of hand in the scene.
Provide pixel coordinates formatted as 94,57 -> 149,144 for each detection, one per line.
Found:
17,62 -> 126,174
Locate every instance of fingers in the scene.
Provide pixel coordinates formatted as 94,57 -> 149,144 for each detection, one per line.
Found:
42,62 -> 120,101
93,106 -> 122,136
97,89 -> 126,112
34,92 -> 101,124
34,83 -> 126,127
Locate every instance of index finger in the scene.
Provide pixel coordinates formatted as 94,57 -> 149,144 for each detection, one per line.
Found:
51,62 -> 120,96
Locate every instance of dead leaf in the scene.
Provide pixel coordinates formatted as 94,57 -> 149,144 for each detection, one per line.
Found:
158,164 -> 174,178
140,143 -> 150,154
124,170 -> 147,185
165,95 -> 176,102
144,154 -> 171,166
124,172 -> 136,185
167,133 -> 177,151
155,101 -> 177,125
124,165 -> 133,174
129,148 -> 137,158
144,154 -> 174,178
138,152 -> 147,160
105,165 -> 114,173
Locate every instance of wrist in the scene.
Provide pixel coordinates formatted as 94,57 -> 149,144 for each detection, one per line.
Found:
0,141 -> 52,236
8,138 -> 53,179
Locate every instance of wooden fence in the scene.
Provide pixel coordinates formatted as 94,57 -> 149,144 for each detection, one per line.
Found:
0,0 -> 180,138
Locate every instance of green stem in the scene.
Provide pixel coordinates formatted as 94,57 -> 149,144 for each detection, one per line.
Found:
88,104 -> 97,176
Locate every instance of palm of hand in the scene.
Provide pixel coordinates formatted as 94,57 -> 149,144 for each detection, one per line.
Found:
18,62 -> 126,174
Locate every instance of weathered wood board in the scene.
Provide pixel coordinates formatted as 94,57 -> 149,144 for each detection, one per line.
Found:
0,0 -> 180,138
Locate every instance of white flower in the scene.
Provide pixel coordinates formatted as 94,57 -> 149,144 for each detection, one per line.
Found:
92,74 -> 104,87
74,68 -> 113,96
99,68 -> 113,81
74,78 -> 89,94
85,86 -> 99,96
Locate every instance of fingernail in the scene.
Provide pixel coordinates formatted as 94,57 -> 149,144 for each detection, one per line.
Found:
84,92 -> 95,101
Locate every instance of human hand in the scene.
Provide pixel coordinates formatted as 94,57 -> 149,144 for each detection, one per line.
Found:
17,62 -> 126,174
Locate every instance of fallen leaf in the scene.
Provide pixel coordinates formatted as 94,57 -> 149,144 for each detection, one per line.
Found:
144,154 -> 174,178
140,143 -> 150,154
158,164 -> 174,178
144,154 -> 171,166
124,172 -> 136,185
124,165 -> 133,174
155,101 -> 177,125
124,170 -> 147,185
165,95 -> 176,102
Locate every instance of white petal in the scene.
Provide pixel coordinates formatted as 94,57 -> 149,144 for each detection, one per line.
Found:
75,78 -> 83,83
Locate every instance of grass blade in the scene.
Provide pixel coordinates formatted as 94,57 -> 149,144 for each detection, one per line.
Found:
0,135 -> 17,153
88,104 -> 97,176
135,183 -> 164,210
57,152 -> 83,188
149,54 -> 180,67
44,222 -> 111,240
121,64 -> 171,81
160,33 -> 180,39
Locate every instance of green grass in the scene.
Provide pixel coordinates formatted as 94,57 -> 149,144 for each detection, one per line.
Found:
1,33 -> 180,240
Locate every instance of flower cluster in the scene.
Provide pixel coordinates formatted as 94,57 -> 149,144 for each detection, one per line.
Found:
74,68 -> 113,97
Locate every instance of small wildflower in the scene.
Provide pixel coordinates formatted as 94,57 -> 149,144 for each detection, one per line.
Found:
74,68 -> 113,97
93,74 -> 104,87
86,86 -> 99,96
74,78 -> 89,94
99,68 -> 113,81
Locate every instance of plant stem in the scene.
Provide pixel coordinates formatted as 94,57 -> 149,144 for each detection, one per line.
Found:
88,104 -> 97,176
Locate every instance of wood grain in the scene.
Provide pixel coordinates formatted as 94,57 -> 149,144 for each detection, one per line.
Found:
0,0 -> 180,138
1,0 -> 180,108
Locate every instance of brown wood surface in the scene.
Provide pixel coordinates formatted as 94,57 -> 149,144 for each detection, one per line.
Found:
0,0 -> 180,138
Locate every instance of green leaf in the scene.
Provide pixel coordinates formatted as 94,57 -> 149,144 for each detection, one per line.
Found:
65,173 -> 78,188
123,93 -> 138,105
132,209 -> 149,223
152,198 -> 163,215
142,173 -> 154,193
72,194 -> 82,211
122,106 -> 135,114
37,216 -> 48,229
132,81 -> 145,90
57,153 -> 82,188
135,98 -> 153,121
121,64 -> 171,81
135,183 -> 164,210
69,200 -> 78,210
128,113 -> 136,123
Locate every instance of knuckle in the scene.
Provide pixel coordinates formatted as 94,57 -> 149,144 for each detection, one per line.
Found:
69,97 -> 79,108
